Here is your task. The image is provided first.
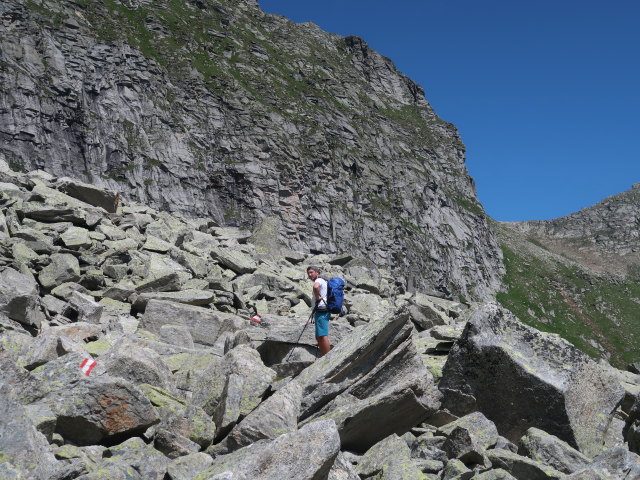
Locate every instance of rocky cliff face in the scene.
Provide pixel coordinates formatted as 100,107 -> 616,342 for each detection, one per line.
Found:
0,0 -> 503,300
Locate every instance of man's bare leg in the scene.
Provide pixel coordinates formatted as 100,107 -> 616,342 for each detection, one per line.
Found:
316,336 -> 331,356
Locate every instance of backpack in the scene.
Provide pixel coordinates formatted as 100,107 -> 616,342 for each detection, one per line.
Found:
325,277 -> 346,316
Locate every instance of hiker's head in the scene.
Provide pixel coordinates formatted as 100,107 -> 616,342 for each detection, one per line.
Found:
306,266 -> 321,281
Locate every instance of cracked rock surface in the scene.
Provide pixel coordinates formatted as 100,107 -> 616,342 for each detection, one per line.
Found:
0,164 -> 638,479
0,0 -> 503,301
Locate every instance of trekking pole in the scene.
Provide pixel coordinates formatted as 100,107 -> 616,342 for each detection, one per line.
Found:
284,305 -> 316,363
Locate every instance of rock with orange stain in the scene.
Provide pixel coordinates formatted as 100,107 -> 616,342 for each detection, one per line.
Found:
30,352 -> 160,446
53,378 -> 160,445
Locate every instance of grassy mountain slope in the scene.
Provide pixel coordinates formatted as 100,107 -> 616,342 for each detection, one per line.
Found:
496,220 -> 640,369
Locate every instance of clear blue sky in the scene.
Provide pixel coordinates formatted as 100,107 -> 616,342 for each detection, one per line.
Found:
259,0 -> 640,221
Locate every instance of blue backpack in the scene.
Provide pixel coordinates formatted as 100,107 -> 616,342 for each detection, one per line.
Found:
325,277 -> 346,316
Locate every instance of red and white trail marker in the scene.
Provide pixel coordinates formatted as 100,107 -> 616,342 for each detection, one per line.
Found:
250,314 -> 262,324
80,357 -> 97,376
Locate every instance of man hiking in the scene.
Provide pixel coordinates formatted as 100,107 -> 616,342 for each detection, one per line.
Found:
306,265 -> 331,356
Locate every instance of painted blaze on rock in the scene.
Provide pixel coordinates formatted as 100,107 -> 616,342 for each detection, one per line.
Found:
31,353 -> 160,446
54,379 -> 160,445
439,303 -> 624,458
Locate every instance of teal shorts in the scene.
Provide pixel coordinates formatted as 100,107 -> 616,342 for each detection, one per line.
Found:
314,310 -> 330,337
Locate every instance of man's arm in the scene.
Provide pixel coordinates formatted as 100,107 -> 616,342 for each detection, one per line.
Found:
313,281 -> 328,307
313,281 -> 322,304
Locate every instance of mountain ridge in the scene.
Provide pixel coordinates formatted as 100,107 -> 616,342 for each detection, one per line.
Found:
504,183 -> 640,278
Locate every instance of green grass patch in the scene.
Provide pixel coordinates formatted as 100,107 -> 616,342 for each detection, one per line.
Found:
453,195 -> 484,216
498,244 -> 640,368
526,236 -> 548,250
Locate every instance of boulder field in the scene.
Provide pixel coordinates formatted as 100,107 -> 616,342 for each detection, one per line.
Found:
1,161 -> 639,479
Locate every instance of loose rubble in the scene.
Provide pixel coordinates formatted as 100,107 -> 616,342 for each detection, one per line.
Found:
0,163 -> 639,479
